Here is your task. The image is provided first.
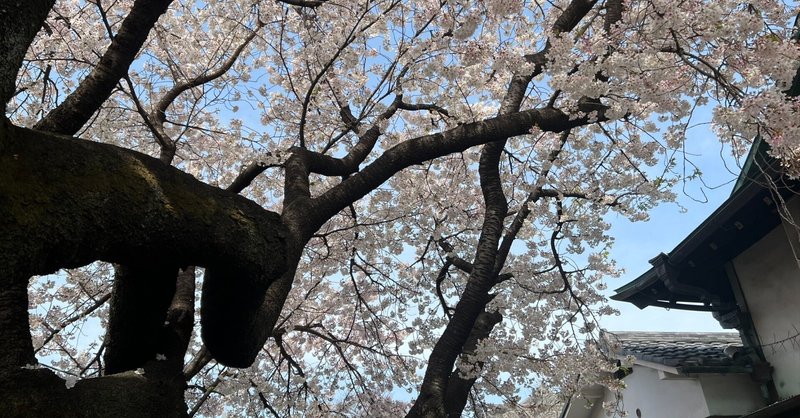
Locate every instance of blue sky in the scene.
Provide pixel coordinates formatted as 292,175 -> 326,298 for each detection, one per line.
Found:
600,114 -> 741,333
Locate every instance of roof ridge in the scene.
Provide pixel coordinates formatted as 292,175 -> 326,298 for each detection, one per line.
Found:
604,330 -> 741,340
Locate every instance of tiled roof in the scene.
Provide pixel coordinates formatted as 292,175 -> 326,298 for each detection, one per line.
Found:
604,331 -> 752,372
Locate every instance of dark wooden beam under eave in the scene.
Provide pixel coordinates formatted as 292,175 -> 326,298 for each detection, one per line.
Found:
612,153 -> 795,314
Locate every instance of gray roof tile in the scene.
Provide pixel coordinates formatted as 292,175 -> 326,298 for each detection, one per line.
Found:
603,331 -> 752,372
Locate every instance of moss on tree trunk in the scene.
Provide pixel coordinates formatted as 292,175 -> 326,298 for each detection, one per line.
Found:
0,119 -> 289,368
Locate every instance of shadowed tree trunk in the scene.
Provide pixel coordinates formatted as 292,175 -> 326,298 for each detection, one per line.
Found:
0,120 -> 287,417
0,120 -> 289,367
104,264 -> 180,375
1,366 -> 188,418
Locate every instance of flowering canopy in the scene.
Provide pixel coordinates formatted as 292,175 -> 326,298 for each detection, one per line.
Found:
1,0 -> 798,416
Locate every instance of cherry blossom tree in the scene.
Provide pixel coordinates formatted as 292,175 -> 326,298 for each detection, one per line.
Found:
1,0 -> 798,417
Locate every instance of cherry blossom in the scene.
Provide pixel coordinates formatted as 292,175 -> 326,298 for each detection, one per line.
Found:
2,0 -> 798,417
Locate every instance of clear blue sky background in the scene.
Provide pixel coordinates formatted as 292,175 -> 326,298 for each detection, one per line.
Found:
600,116 -> 741,333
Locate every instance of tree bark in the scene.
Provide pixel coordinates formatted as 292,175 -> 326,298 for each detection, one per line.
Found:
0,277 -> 34,368
0,1 -> 54,109
0,120 -> 288,368
1,366 -> 187,418
104,264 -> 179,374
311,104 -> 607,234
443,310 -> 503,416
161,266 -> 197,370
405,139 -> 509,418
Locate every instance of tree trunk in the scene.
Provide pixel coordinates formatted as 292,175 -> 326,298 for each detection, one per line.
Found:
0,120 -> 288,368
1,366 -> 187,418
0,1 -> 54,110
104,264 -> 179,375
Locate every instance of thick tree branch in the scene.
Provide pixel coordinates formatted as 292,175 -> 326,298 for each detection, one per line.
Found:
158,266 -> 196,371
227,160 -> 281,193
308,103 -> 608,238
301,97 -> 402,177
0,0 -> 54,110
407,138 -> 509,418
444,310 -> 503,415
0,279 -> 34,368
285,94 -> 403,203
1,368 -> 188,418
299,126 -> 383,176
556,0 -> 600,34
284,0 -> 600,237
407,61 -> 536,413
109,38 -> 228,371
34,0 -> 173,135
604,0 -> 624,33
0,120 -> 288,368
404,3 -> 601,407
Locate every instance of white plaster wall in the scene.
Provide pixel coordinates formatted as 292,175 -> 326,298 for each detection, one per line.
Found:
569,367 -> 763,418
733,222 -> 800,399
606,366 -> 709,418
699,374 -> 764,416
567,371 -> 763,418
